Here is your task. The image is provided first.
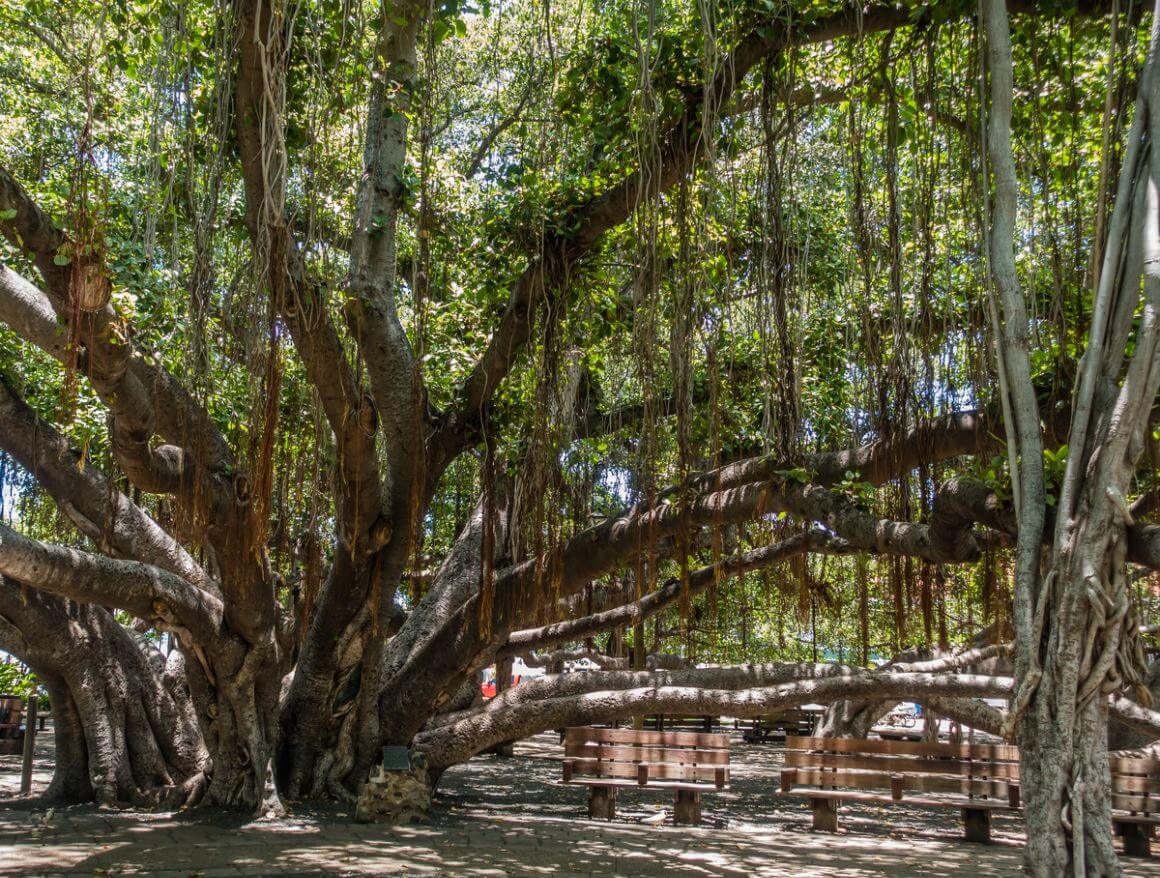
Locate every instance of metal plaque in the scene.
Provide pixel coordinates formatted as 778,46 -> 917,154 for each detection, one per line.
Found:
381,745 -> 410,771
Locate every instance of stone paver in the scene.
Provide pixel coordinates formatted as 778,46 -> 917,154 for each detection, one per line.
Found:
0,730 -> 1157,876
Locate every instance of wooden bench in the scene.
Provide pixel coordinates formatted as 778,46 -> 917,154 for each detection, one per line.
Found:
0,697 -> 25,756
0,696 -> 24,735
643,715 -> 718,732
736,708 -> 822,742
1111,755 -> 1160,856
561,726 -> 730,825
779,735 -> 1020,843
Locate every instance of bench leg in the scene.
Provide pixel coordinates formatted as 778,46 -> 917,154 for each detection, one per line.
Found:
962,808 -> 991,844
1119,821 -> 1152,857
811,797 -> 838,832
674,790 -> 701,826
588,785 -> 617,820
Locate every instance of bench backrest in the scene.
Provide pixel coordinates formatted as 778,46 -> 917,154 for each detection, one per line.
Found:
785,737 -> 1160,815
645,715 -> 717,731
563,726 -> 730,788
1110,756 -> 1160,815
0,697 -> 23,727
783,735 -> 1021,806
766,709 -> 820,730
737,709 -> 819,732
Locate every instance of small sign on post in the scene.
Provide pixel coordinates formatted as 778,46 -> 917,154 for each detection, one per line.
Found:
381,745 -> 411,772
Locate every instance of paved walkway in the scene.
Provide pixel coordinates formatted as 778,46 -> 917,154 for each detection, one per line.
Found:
0,731 -> 1158,876
0,805 -> 1040,877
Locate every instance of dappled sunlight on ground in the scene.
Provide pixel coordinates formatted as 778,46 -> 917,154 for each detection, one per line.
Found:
0,730 -> 1157,875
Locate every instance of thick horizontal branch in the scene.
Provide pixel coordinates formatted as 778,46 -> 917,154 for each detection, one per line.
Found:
0,522 -> 222,644
402,473 -> 989,711
520,649 -> 689,671
891,643 -> 1013,674
0,264 -> 68,359
697,406 -> 1031,497
500,529 -> 849,655
933,476 -> 1160,569
0,376 -> 216,594
1110,695 -> 1160,741
925,696 -> 1007,738
414,663 -> 1015,768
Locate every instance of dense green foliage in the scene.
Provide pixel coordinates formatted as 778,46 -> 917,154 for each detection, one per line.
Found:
1,0 -> 1156,669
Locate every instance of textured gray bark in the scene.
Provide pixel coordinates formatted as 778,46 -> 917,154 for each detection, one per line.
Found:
815,644 -> 1011,738
0,579 -> 208,806
413,663 -> 1014,770
983,0 -> 1160,871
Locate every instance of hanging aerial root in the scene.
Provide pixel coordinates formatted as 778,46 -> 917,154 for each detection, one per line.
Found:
1066,768 -> 1086,878
1075,522 -> 1150,712
1001,569 -> 1055,740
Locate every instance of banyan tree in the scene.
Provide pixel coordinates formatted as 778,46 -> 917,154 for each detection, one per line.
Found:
1,0 -> 1160,872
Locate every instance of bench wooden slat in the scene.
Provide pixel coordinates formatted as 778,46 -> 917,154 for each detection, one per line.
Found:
785,767 -> 1015,800
564,757 -> 726,784
561,726 -> 730,824
1113,793 -> 1160,814
789,789 -> 1016,810
645,715 -> 718,728
785,750 -> 1021,780
1113,775 -> 1160,795
1113,813 -> 1160,825
560,777 -> 722,792
1111,757 -> 1160,776
566,726 -> 730,749
786,735 -> 1019,762
739,709 -> 819,724
565,742 -> 730,765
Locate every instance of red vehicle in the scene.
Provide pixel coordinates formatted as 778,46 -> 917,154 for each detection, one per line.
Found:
481,674 -> 522,699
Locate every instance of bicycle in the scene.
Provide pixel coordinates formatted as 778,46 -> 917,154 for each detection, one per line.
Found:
885,711 -> 916,728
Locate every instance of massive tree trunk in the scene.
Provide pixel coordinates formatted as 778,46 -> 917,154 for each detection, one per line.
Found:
183,633 -> 287,810
0,580 -> 208,806
984,0 -> 1160,872
0,520 -> 287,812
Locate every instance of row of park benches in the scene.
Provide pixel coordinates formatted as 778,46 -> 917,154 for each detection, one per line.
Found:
640,708 -> 824,739
560,726 -> 1160,856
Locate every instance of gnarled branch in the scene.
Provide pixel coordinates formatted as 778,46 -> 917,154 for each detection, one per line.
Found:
0,523 -> 223,645
0,376 -> 216,594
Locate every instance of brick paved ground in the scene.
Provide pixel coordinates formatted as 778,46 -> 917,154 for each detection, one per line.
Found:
1,729 -> 1158,876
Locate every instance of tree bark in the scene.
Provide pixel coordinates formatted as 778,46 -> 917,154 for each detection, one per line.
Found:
0,580 -> 208,807
984,0 -> 1160,872
414,662 -> 1014,770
